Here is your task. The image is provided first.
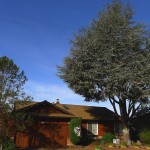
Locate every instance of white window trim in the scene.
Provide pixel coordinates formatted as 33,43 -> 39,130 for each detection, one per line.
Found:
87,122 -> 98,135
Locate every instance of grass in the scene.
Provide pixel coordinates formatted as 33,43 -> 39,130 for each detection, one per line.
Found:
120,141 -> 128,148
131,142 -> 141,149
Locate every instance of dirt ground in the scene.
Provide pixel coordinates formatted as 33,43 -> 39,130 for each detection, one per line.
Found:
63,146 -> 148,150
36,145 -> 149,150
66,147 -> 146,150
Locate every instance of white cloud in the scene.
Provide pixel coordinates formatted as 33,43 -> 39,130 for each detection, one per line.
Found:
24,80 -> 84,104
24,80 -> 114,111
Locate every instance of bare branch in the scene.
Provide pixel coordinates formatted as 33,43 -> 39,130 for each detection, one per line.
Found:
111,96 -> 119,104
130,103 -> 142,118
109,96 -> 119,116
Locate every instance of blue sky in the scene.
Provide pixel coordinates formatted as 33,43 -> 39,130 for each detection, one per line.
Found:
0,0 -> 150,110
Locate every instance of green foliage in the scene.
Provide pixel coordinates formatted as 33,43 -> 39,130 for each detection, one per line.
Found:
106,142 -> 113,147
0,56 -> 28,109
58,0 -> 150,129
15,113 -> 34,132
95,145 -> 103,150
0,56 -> 32,142
70,118 -> 82,145
120,141 -> 128,148
132,142 -> 140,148
102,133 -> 116,143
146,144 -> 150,148
139,129 -> 150,144
2,138 -> 15,150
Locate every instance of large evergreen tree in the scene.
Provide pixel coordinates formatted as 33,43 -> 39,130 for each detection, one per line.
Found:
58,0 -> 150,131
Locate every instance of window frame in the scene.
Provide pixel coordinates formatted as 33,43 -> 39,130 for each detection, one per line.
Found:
87,122 -> 98,135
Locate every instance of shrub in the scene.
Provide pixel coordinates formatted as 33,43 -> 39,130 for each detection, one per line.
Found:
2,138 -> 15,150
106,142 -> 113,147
139,130 -> 150,144
132,142 -> 140,148
95,145 -> 103,150
102,133 -> 116,143
70,118 -> 82,145
146,144 -> 150,148
120,141 -> 128,148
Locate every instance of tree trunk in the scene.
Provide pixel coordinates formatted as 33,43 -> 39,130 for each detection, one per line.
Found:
119,100 -> 130,142
0,111 -> 3,139
121,116 -> 130,142
122,126 -> 130,143
0,111 -> 3,150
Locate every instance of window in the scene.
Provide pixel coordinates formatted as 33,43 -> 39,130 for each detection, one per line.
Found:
87,122 -> 98,135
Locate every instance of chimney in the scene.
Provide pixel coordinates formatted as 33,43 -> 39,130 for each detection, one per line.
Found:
56,99 -> 60,104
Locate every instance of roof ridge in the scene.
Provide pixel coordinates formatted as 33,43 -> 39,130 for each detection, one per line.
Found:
16,100 -> 75,116
58,103 -> 106,108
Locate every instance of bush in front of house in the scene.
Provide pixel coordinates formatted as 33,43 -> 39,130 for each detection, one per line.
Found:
139,129 -> 150,144
2,138 -> 15,150
120,141 -> 128,148
70,118 -> 82,145
95,145 -> 103,150
102,133 -> 116,143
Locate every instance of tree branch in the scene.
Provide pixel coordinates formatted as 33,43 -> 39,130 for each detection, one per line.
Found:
130,103 -> 142,118
109,96 -> 119,116
128,100 -> 135,116
111,96 -> 119,104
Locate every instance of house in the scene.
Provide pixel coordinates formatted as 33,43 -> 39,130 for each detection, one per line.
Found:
15,99 -> 119,149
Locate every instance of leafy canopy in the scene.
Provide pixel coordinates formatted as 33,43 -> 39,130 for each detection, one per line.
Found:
0,56 -> 32,140
58,0 -> 150,126
0,56 -> 32,110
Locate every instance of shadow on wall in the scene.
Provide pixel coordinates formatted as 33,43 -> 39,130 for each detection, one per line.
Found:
16,122 -> 67,149
81,122 -> 113,146
35,123 -> 66,148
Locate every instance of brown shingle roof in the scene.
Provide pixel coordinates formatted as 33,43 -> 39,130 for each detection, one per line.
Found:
15,100 -> 74,116
15,101 -> 37,110
36,113 -> 76,118
56,104 -> 117,121
15,101 -> 118,121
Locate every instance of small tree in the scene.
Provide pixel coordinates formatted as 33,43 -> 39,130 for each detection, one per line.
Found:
70,118 -> 82,145
0,56 -> 32,143
58,0 -> 150,139
15,112 -> 36,147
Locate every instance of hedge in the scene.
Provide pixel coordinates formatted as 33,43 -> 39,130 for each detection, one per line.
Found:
70,118 -> 82,145
102,133 -> 116,143
139,129 -> 150,144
